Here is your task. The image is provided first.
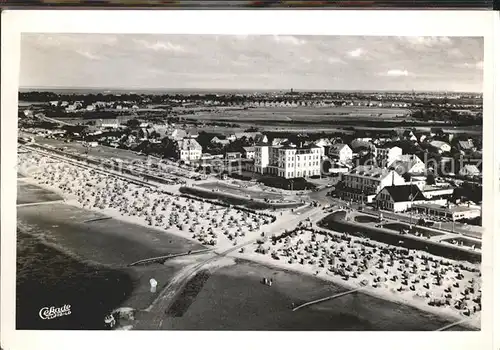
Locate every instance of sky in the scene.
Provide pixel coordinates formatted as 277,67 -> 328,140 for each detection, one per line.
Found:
19,34 -> 484,92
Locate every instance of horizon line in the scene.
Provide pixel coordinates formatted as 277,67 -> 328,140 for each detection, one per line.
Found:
18,86 -> 483,95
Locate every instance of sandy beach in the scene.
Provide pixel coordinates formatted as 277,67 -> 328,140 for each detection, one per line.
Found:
17,149 -> 482,329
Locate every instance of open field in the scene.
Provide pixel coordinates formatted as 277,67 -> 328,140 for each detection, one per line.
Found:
183,106 -> 411,122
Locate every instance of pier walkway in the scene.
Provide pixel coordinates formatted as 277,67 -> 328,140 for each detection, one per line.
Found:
292,287 -> 365,312
434,317 -> 476,331
17,199 -> 64,207
128,249 -> 213,267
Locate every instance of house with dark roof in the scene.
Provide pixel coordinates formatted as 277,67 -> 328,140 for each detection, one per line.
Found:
375,184 -> 427,212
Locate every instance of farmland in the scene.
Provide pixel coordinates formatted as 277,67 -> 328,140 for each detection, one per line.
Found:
180,106 -> 411,123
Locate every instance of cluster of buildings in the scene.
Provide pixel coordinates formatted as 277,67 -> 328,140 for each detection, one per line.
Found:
335,164 -> 480,219
80,117 -> 482,186
49,100 -> 140,113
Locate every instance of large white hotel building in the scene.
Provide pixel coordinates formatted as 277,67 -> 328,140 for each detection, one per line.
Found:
254,144 -> 322,179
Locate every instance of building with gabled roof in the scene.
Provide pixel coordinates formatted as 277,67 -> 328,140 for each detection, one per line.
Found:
242,146 -> 256,159
375,146 -> 402,167
388,154 -> 426,175
336,165 -> 405,203
272,137 -> 289,146
177,138 -> 202,162
328,143 -> 353,164
375,184 -> 427,212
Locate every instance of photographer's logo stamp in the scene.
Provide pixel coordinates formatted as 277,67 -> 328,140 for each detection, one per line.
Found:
39,304 -> 72,320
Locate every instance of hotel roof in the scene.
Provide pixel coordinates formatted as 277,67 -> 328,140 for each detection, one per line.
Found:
379,184 -> 426,203
349,165 -> 393,179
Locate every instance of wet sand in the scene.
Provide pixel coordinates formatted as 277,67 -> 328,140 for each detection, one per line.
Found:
161,260 -> 470,331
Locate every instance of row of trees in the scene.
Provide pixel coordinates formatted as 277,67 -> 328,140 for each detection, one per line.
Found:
411,108 -> 482,125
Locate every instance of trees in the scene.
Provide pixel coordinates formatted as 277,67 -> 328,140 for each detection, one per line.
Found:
160,137 -> 178,159
150,131 -> 161,139
426,174 -> 436,185
126,118 -> 140,128
322,159 -> 332,173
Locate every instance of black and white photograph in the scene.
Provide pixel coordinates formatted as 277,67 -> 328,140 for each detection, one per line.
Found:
1,10 -> 497,350
13,32 -> 485,331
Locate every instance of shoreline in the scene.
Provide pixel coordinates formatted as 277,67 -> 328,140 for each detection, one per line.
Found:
17,224 -> 479,331
230,252 -> 480,330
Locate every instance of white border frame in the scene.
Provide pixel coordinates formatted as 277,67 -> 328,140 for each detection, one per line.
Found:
1,9 -> 496,350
